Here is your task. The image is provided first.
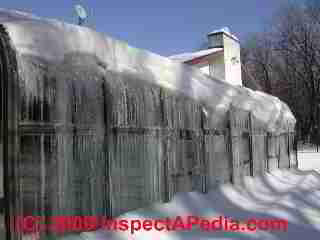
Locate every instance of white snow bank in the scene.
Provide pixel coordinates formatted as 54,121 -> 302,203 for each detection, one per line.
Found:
0,9 -> 296,132
79,169 -> 320,240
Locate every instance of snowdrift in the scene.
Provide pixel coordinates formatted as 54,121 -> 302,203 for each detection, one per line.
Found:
80,169 -> 320,240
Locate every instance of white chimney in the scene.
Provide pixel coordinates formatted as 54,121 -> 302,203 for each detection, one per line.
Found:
207,27 -> 242,86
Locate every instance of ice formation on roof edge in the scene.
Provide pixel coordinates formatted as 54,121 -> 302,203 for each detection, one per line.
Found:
0,9 -> 295,133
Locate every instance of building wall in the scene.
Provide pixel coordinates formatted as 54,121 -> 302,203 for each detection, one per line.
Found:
208,52 -> 225,81
196,37 -> 240,86
195,52 -> 225,82
223,34 -> 242,86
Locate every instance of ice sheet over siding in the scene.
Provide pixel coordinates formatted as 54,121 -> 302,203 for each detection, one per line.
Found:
0,9 -> 295,132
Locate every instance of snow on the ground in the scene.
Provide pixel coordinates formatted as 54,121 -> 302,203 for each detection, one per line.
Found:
79,168 -> 320,240
298,152 -> 320,171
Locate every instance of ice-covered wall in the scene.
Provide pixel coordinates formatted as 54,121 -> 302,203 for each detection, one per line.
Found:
0,10 -> 297,239
0,8 -> 295,132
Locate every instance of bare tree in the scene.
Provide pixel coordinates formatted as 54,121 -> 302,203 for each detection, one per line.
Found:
242,1 -> 320,142
241,33 -> 275,93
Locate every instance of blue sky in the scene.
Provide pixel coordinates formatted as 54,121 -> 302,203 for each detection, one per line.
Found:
2,0 -> 287,56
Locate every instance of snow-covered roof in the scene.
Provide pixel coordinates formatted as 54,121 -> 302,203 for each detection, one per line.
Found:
168,48 -> 223,63
208,27 -> 239,42
0,8 -> 45,23
0,9 -> 296,132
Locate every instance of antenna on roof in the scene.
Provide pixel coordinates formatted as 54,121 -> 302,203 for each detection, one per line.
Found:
74,4 -> 88,26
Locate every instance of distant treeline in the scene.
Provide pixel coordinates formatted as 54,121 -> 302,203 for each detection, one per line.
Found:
241,0 -> 320,143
